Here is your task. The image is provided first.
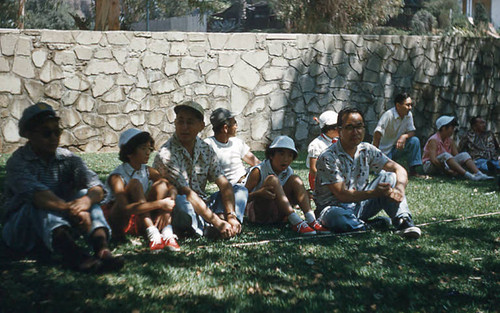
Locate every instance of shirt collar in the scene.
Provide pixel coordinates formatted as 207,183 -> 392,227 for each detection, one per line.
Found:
24,143 -> 63,162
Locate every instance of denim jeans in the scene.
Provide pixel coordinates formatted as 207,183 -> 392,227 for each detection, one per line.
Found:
475,158 -> 499,173
319,171 -> 412,233
2,189 -> 110,252
172,184 -> 248,236
386,136 -> 422,168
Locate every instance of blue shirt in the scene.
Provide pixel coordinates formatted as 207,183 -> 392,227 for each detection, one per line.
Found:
4,143 -> 104,217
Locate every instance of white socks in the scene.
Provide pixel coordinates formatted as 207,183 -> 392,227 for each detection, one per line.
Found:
304,211 -> 316,224
288,212 -> 303,225
161,225 -> 174,240
146,226 -> 163,244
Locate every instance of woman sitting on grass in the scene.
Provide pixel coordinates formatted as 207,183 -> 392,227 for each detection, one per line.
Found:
244,136 -> 329,235
104,128 -> 179,251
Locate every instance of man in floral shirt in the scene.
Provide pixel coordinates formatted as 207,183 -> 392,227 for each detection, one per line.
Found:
459,116 -> 499,175
314,107 -> 422,239
153,101 -> 240,239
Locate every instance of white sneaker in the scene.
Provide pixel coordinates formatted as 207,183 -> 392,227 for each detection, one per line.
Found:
465,171 -> 480,181
475,171 -> 494,180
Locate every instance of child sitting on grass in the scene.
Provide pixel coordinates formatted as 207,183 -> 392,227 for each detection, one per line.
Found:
104,128 -> 179,251
244,136 -> 329,235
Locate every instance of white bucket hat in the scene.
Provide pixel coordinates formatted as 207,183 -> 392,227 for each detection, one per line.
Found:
119,128 -> 147,148
435,116 -> 456,130
318,110 -> 338,128
269,135 -> 298,154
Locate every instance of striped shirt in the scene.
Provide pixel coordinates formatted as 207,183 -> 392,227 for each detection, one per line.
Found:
4,144 -> 104,217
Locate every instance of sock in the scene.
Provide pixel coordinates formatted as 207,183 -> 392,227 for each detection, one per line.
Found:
288,212 -> 303,225
464,171 -> 474,179
304,211 -> 316,223
146,226 -> 162,243
161,225 -> 174,239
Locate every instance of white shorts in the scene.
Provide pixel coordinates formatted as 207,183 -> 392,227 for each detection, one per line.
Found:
423,152 -> 472,174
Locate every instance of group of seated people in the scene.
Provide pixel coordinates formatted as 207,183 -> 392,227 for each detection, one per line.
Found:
1,97 -> 498,273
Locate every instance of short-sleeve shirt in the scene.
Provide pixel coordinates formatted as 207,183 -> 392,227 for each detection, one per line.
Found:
104,163 -> 151,203
153,134 -> 224,201
314,141 -> 389,210
374,107 -> 416,155
422,132 -> 451,163
306,134 -> 337,168
459,130 -> 499,160
204,136 -> 250,185
4,144 -> 104,218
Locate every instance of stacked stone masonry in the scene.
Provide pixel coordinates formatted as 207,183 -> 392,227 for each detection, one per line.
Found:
0,29 -> 499,153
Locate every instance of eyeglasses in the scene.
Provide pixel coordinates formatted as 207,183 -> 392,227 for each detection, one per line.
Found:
341,124 -> 365,131
38,128 -> 62,138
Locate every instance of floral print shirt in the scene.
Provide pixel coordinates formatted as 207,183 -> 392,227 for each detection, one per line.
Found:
153,134 -> 224,201
314,141 -> 389,210
459,130 -> 499,160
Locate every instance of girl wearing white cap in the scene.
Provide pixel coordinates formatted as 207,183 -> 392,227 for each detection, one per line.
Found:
422,116 -> 492,180
307,110 -> 340,190
245,136 -> 330,235
104,128 -> 180,251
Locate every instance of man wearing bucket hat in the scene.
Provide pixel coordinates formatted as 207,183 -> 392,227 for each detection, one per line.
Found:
373,93 -> 423,177
307,110 -> 340,190
314,107 -> 422,239
245,135 -> 329,235
153,101 -> 240,239
2,102 -> 123,272
104,128 -> 179,251
422,115 -> 493,180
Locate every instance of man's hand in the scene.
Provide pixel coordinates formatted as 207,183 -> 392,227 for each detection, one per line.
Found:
226,215 -> 242,234
388,185 -> 405,203
374,182 -> 392,197
68,195 -> 92,217
396,135 -> 408,150
217,220 -> 236,239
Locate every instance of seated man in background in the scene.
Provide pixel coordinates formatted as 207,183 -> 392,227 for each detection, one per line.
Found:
2,102 -> 123,273
458,116 -> 499,175
315,107 -> 422,239
372,93 -> 423,177
422,115 -> 493,181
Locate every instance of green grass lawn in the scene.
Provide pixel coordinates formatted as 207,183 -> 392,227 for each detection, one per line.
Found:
0,151 -> 499,313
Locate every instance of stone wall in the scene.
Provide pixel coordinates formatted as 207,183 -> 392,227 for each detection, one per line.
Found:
0,29 -> 499,153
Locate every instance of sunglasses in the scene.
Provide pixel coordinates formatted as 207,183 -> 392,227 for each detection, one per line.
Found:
38,128 -> 62,138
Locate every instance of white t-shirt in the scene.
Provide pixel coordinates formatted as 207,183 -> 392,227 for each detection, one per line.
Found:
204,136 -> 250,185
307,134 -> 336,168
374,107 -> 416,155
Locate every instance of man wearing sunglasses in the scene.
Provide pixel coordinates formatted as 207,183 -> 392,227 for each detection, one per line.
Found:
2,102 -> 123,273
313,107 -> 422,239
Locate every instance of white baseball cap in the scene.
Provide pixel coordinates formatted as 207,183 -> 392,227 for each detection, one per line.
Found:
436,115 -> 457,130
119,128 -> 148,148
269,135 -> 298,154
318,110 -> 338,128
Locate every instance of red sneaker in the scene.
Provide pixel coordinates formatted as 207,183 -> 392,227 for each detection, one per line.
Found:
149,236 -> 165,251
308,220 -> 330,234
291,221 -> 316,236
163,235 -> 181,252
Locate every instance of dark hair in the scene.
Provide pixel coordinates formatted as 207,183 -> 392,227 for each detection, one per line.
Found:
119,132 -> 154,163
265,147 -> 298,160
469,116 -> 481,127
394,92 -> 410,105
441,118 -> 458,131
337,107 -> 364,127
321,123 -> 337,134
213,122 -> 227,134
24,111 -> 60,133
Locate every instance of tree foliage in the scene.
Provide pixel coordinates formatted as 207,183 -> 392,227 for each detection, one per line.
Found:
410,9 -> 436,34
267,0 -> 403,33
0,1 -> 17,28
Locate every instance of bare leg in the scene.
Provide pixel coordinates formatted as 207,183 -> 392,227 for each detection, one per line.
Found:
445,158 -> 467,176
283,175 -> 312,214
464,158 -> 479,174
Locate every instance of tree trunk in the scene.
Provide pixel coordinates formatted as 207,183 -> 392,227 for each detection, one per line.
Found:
17,0 -> 26,29
95,0 -> 121,30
